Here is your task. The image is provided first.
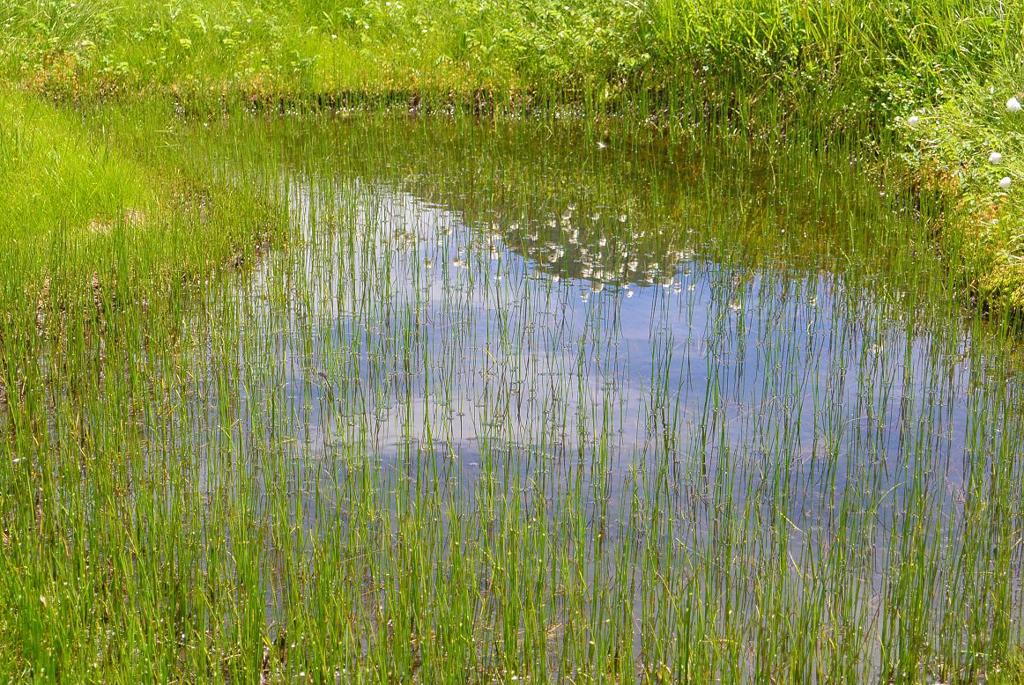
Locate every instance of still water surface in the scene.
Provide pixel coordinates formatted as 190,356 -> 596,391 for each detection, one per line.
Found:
182,116 -> 1023,679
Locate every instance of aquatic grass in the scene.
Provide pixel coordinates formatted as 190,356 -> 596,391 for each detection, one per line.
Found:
4,110 -> 1024,683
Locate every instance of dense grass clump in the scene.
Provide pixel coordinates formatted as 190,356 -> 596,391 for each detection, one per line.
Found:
0,1 -> 1017,107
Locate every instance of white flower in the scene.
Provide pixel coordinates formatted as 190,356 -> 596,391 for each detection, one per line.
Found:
999,176 -> 1012,190
989,151 -> 1003,164
907,115 -> 921,127
1007,96 -> 1022,113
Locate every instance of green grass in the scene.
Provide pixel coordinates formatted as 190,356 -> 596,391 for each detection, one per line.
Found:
0,90 -> 283,326
2,109 -> 1024,683
1,2 -> 1024,683
0,93 -> 284,466
0,0 -> 1022,311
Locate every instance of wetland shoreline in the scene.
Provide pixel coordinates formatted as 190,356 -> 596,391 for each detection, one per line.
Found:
2,2 -> 1024,681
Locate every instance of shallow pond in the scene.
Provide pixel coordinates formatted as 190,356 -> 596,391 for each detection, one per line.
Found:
25,115 -> 1024,681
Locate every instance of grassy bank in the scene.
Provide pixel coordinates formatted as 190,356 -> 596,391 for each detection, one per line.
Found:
0,89 -> 283,330
0,0 -> 1022,313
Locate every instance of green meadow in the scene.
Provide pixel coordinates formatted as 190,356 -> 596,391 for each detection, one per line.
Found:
2,1 -> 1024,682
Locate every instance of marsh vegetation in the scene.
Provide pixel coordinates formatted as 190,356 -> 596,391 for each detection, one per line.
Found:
2,2 -> 1024,683
1,110 -> 1023,682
